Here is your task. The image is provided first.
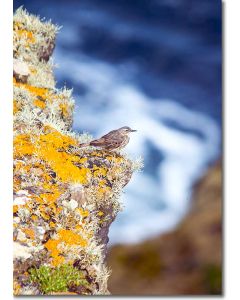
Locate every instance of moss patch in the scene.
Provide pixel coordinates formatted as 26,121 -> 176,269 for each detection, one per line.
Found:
29,264 -> 89,294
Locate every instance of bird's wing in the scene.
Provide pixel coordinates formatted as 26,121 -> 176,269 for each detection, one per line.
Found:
90,133 -> 121,149
104,139 -> 121,149
90,130 -> 118,146
101,129 -> 118,139
89,137 -> 107,147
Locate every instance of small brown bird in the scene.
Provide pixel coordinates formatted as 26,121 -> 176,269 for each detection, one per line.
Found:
80,126 -> 137,151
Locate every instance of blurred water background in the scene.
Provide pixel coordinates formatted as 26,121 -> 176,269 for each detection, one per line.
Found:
14,0 -> 222,244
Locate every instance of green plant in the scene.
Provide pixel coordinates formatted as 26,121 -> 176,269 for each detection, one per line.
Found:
29,264 -> 88,294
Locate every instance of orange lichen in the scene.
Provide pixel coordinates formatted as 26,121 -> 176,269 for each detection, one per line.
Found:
13,78 -> 49,100
13,21 -> 23,31
39,210 -> 50,221
14,125 -> 122,197
59,103 -> 70,118
40,149 -> 90,184
16,29 -> 36,43
106,155 -> 124,164
38,129 -> 77,148
51,255 -> 65,267
14,128 -> 91,187
13,100 -> 20,114
36,131 -> 90,184
44,239 -> 59,256
44,239 -> 64,267
14,161 -> 25,172
55,203 -> 63,210
13,177 -> 21,192
40,192 -> 61,204
93,167 -> 107,177
49,221 -> 55,228
58,229 -> 87,247
78,157 -> 88,164
22,228 -> 35,239
13,205 -> 19,214
98,180 -> 107,187
97,186 -> 111,197
13,281 -> 21,296
14,134 -> 35,157
75,224 -> 83,231
34,99 -> 46,109
31,215 -> 38,221
44,229 -> 87,267
76,208 -> 89,218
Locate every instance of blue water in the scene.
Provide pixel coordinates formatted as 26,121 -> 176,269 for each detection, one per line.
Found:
14,0 -> 222,243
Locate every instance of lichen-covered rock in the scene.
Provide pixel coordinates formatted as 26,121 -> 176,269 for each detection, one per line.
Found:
13,8 -> 57,62
13,8 -> 142,295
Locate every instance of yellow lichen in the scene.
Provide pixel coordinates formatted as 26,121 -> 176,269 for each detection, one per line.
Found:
14,129 -> 91,186
44,239 -> 64,267
31,215 -> 38,221
76,208 -> 89,218
44,229 -> 87,267
93,167 -> 107,177
49,221 -> 55,228
34,99 -> 46,109
38,207 -> 51,221
14,134 -> 35,157
59,103 -> 70,118
13,281 -> 21,296
16,29 -> 36,43
13,205 -> 19,214
13,100 -> 20,114
13,78 -> 49,100
22,228 -> 35,239
58,229 -> 87,247
75,224 -> 83,231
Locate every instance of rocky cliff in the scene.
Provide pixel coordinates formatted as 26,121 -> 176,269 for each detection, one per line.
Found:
107,160 -> 222,295
13,8 -> 142,295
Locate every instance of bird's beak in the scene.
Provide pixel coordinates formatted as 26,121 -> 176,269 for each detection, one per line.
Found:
131,129 -> 137,132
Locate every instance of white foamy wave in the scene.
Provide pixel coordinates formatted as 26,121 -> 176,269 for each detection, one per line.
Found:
53,47 -> 220,244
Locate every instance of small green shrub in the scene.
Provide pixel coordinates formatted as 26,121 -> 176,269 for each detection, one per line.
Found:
29,264 -> 88,294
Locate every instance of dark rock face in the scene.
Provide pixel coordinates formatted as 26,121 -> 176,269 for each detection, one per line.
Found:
107,160 -> 222,295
